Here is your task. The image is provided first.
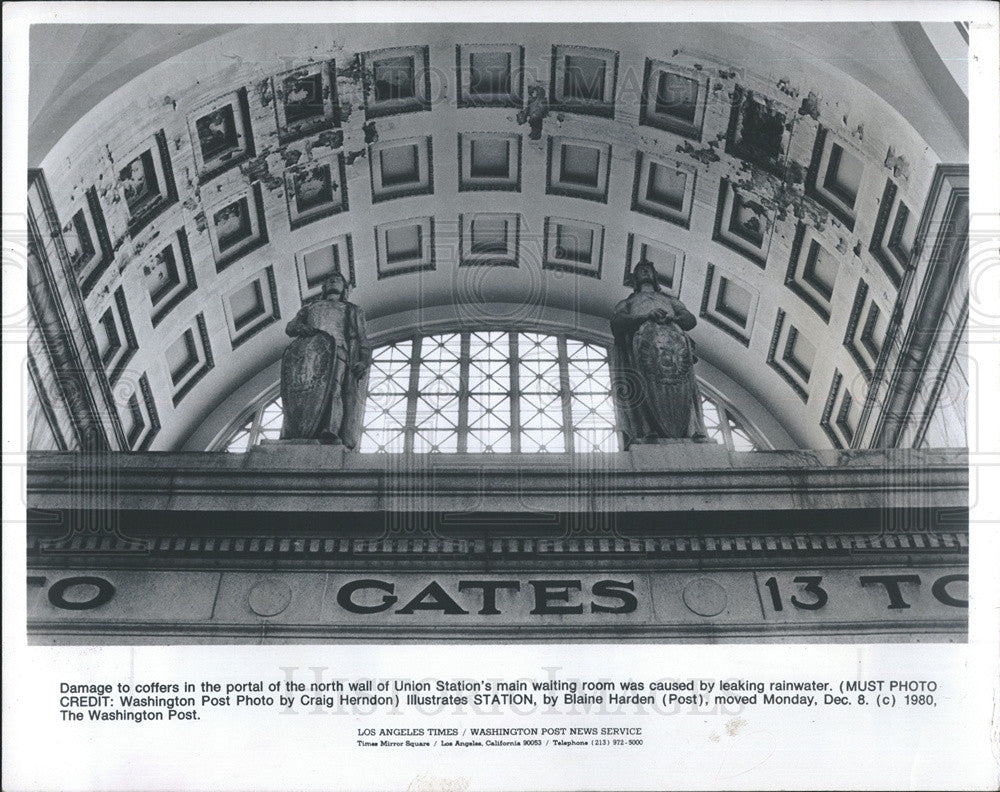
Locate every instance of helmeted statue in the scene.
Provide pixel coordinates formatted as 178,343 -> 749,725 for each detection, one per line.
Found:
610,260 -> 708,446
280,272 -> 371,448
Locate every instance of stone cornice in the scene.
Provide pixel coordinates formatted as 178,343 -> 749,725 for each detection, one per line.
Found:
27,447 -> 968,514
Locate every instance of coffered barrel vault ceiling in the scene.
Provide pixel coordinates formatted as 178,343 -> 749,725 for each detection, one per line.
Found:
27,23 -> 969,452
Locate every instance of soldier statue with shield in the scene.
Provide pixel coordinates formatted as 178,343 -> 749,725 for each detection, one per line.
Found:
280,272 -> 371,448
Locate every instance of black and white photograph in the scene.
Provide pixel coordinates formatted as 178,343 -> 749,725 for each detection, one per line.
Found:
21,17 -> 973,644
4,3 -> 999,790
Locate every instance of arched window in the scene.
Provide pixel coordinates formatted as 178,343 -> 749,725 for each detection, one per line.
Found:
219,332 -> 767,453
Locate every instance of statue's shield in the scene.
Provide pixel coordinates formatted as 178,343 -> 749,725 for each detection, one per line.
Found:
280,332 -> 336,439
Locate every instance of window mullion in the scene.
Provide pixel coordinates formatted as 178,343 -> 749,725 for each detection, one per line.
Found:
509,332 -> 521,453
557,336 -> 574,453
404,336 -> 422,454
250,405 -> 264,448
457,333 -> 470,454
719,407 -> 735,451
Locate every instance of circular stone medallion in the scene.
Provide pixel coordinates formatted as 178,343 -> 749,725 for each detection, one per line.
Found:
247,578 -> 292,617
682,578 -> 728,617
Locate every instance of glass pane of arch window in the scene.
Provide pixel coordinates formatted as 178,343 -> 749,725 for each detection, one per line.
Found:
218,333 -> 768,454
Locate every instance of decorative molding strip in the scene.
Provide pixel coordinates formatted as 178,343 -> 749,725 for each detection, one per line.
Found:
137,373 -> 160,451
107,286 -> 138,386
820,370 -> 845,449
27,170 -> 122,450
27,530 -> 968,561
869,178 -> 904,288
869,164 -> 969,448
843,279 -> 873,381
172,313 -> 214,407
79,186 -> 114,299
766,309 -> 809,403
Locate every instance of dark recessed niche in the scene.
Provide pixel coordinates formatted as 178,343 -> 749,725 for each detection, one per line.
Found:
376,218 -> 436,279
369,137 -> 434,203
542,217 -> 604,278
190,88 -> 256,181
119,130 -> 178,239
842,278 -> 885,382
273,61 -> 340,143
285,154 -> 348,230
766,309 -> 810,403
227,266 -> 281,350
869,178 -> 912,288
362,46 -> 431,118
639,59 -> 707,140
820,370 -> 846,449
784,224 -> 834,324
459,213 -> 520,268
546,137 -> 610,203
149,229 -> 197,328
455,45 -> 524,108
805,126 -> 860,232
91,286 -> 138,387
77,187 -> 114,298
170,313 -> 214,407
458,133 -> 521,192
549,45 -> 618,119
630,152 -> 694,227
698,263 -> 755,347
725,86 -> 790,175
209,183 -> 268,272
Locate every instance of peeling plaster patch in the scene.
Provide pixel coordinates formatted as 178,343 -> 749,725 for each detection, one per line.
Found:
884,146 -> 911,182
362,121 -> 377,145
242,154 -> 283,191
718,69 -> 736,80
676,139 -> 720,165
776,79 -> 798,99
257,79 -> 272,107
797,92 -> 821,120
336,56 -> 365,83
280,148 -> 303,167
345,149 -> 367,166
315,129 -> 345,149
193,212 -> 208,233
164,96 -> 177,110
732,167 -> 829,229
853,241 -> 863,256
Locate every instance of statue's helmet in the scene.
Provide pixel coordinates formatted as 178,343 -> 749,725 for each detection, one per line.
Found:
630,259 -> 662,291
322,271 -> 349,300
